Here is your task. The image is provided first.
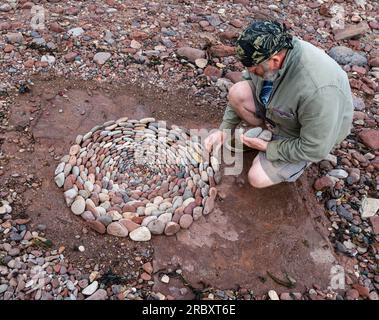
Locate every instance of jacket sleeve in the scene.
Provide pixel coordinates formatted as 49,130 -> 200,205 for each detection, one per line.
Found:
219,105 -> 241,130
218,69 -> 253,130
266,86 -> 349,163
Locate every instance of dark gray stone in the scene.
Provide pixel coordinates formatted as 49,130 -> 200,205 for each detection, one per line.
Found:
336,205 -> 354,221
328,46 -> 367,66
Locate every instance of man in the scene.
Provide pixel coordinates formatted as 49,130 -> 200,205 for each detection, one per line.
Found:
204,20 -> 354,188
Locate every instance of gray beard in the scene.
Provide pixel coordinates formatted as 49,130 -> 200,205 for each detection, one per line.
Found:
262,69 -> 279,81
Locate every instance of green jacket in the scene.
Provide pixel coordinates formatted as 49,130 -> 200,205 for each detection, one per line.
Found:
219,37 -> 354,163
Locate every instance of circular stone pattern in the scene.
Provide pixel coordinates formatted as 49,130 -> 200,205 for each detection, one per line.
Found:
54,117 -> 221,241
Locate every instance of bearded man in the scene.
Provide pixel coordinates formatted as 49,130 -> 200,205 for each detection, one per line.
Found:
204,20 -> 354,188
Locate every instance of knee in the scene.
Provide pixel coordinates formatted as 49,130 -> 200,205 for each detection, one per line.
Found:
227,81 -> 251,108
247,167 -> 268,189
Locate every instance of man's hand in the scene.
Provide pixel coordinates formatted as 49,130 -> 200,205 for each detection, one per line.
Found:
240,134 -> 268,152
204,130 -> 227,153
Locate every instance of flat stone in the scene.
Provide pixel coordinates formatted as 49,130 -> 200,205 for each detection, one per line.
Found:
68,27 -> 84,37
192,207 -> 203,220
82,281 -> 99,296
328,169 -> 348,179
176,47 -> 205,63
129,227 -> 151,241
268,290 -> 279,300
147,220 -> 165,235
94,52 -> 111,65
5,32 -> 24,44
203,197 -> 215,215
119,219 -> 140,232
359,129 -> 379,150
336,205 -> 354,221
54,173 -> 65,187
85,289 -> 108,300
370,216 -> 379,235
81,211 -> 95,221
361,198 -> 379,218
0,284 -> 8,294
87,220 -> 106,234
333,22 -> 370,41
179,214 -> 193,229
314,176 -> 335,191
107,222 -> 128,237
71,196 -> 86,215
328,46 -> 367,66
257,129 -> 272,141
164,222 -> 180,236
245,127 -> 263,138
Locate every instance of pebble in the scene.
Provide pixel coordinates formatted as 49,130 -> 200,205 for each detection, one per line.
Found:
68,27 -> 85,37
107,222 -> 128,237
94,52 -> 111,65
164,222 -> 180,236
268,290 -> 279,300
71,196 -> 86,215
328,46 -> 367,66
129,227 -> 151,241
361,198 -> 379,218
54,173 -> 65,187
85,289 -> 108,300
179,214 -> 193,229
147,220 -> 165,235
328,169 -> 348,179
161,275 -> 170,284
82,281 -> 99,296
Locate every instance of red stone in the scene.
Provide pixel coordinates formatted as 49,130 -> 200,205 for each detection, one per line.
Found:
14,218 -> 31,225
86,221 -> 106,234
230,19 -> 243,28
24,59 -> 35,68
351,65 -> 366,75
349,79 -> 362,90
358,129 -> 379,150
219,31 -> 239,40
131,216 -> 144,224
204,65 -> 222,78
369,21 -> 379,30
122,204 -> 136,212
184,202 -> 197,215
361,84 -> 375,95
140,272 -> 151,281
370,216 -> 379,235
346,289 -> 359,300
35,61 -> 48,68
142,262 -> 153,274
119,219 -> 140,232
64,52 -> 78,62
225,71 -> 242,83
4,44 -> 14,53
210,44 -> 235,57
130,31 -> 149,41
49,22 -> 65,33
352,284 -> 370,298
333,22 -> 370,41
313,176 -> 335,191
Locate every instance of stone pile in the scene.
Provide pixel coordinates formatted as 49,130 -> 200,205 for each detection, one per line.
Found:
54,117 -> 220,240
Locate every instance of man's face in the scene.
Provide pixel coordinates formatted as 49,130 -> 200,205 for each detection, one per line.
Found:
247,59 -> 279,81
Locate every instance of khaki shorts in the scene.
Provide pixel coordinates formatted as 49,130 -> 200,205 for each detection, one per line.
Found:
258,147 -> 310,184
245,80 -> 311,183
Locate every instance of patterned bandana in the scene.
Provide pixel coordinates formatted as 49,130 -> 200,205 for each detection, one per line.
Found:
236,20 -> 293,67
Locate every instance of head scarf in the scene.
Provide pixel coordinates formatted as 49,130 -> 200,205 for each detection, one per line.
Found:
236,20 -> 293,67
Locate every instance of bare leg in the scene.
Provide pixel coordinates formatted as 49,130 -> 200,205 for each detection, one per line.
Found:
227,81 -> 264,127
247,155 -> 276,188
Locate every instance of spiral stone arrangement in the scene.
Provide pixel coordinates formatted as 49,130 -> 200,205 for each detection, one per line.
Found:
54,117 -> 221,241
